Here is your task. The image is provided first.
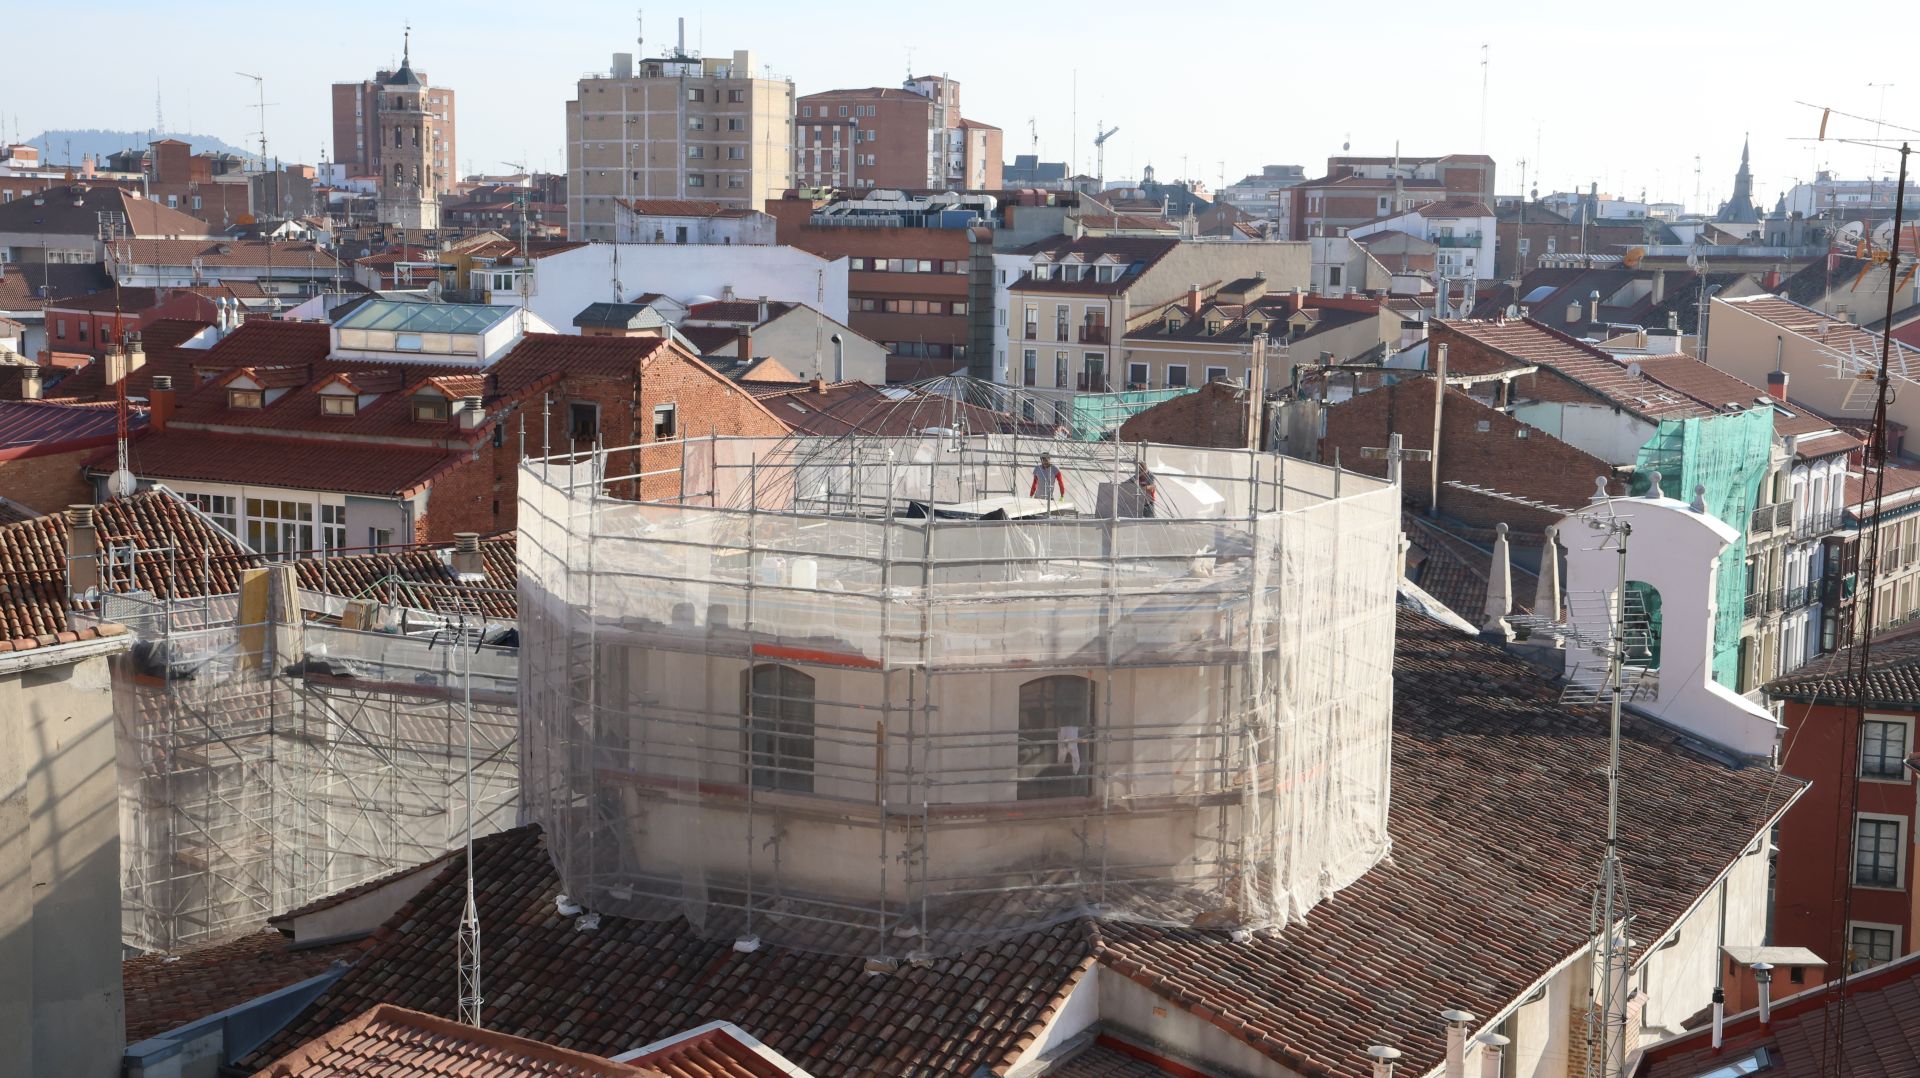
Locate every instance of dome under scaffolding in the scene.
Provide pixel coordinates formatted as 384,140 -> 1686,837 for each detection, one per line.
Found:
518,393 -> 1400,959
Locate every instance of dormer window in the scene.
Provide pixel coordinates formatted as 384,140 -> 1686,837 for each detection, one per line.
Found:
228,388 -> 263,410
1205,321 -> 1222,336
321,394 -> 358,417
1168,317 -> 1184,332
411,394 -> 449,422
1247,319 -> 1267,334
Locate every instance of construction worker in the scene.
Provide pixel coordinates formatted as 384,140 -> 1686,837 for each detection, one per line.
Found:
1031,452 -> 1066,502
1134,461 -> 1159,517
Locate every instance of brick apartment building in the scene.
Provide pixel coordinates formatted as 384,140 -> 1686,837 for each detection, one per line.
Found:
796,77 -> 1001,191
767,194 -> 995,380
48,306 -> 788,551
41,288 -> 225,357
138,138 -> 256,229
1767,628 -> 1920,973
0,399 -> 136,512
332,55 -> 458,195
1288,153 -> 1495,240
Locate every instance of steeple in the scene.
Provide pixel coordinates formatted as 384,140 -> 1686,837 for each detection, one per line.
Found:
1717,132 -> 1759,223
384,23 -> 422,87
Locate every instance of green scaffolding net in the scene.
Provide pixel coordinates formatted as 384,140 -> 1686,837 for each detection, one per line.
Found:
1632,406 -> 1774,687
1066,387 -> 1197,440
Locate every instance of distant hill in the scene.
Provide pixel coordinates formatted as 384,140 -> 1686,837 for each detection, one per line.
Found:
23,129 -> 254,166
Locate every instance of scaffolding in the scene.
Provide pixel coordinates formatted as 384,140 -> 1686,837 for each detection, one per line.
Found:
94,559 -> 519,954
519,431 -> 1401,959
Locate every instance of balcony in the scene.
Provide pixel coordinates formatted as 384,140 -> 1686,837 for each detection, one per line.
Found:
1023,324 -> 1038,341
1782,584 -> 1813,611
1055,324 -> 1071,343
1077,372 -> 1111,393
1079,324 -> 1109,345
1743,590 -> 1775,618
1749,503 -> 1790,534
1794,509 -> 1843,539
1432,232 -> 1485,248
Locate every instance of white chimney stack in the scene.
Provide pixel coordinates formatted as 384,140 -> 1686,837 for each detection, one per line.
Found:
1476,1033 -> 1509,1078
1365,1045 -> 1401,1078
1753,962 -> 1774,1027
1710,986 -> 1726,1048
1441,1009 -> 1475,1078
451,532 -> 485,582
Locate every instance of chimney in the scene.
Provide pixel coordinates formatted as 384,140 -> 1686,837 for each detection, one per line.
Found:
150,373 -> 175,431
1365,1045 -> 1402,1078
737,329 -> 753,362
451,532 -> 485,582
809,376 -> 827,394
757,295 -> 769,322
19,365 -> 43,400
125,331 -> 145,376
82,154 -> 96,180
1476,1034 -> 1510,1078
1441,1010 -> 1475,1078
458,395 -> 486,430
1652,269 -> 1666,304
1188,283 -> 1203,315
103,343 -> 127,387
67,504 -> 99,595
1766,369 -> 1789,401
1710,986 -> 1726,1049
1588,289 -> 1601,325
721,284 -> 736,302
1534,525 -> 1563,623
1753,962 -> 1774,1027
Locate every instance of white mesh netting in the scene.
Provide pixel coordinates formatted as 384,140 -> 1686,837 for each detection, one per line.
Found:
519,434 -> 1400,957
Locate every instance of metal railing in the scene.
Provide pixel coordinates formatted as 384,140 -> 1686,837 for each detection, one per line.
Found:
1750,503 -> 1793,534
1022,324 -> 1038,340
1744,590 -> 1774,618
1782,584 -> 1813,611
1079,325 -> 1109,344
1794,509 -> 1843,539
1076,372 -> 1111,393
1432,233 -> 1484,248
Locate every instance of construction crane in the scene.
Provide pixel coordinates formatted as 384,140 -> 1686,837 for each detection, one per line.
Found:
1093,123 -> 1119,186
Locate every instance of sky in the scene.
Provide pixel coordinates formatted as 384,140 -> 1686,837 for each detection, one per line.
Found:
7,0 -> 1919,214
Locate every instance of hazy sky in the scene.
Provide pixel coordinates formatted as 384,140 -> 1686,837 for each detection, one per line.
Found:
7,0 -> 1917,213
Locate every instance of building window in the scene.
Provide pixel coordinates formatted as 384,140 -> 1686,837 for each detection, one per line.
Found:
1327,266 -> 1344,288
1022,349 -> 1037,387
687,175 -> 704,188
321,504 -> 346,552
1854,815 -> 1903,887
185,493 -> 237,536
1018,676 -> 1093,800
728,89 -> 745,102
1205,366 -> 1228,384
1128,362 -> 1149,388
245,497 -> 314,556
837,105 -> 849,117
687,88 -> 705,102
743,664 -> 814,793
1166,365 -> 1189,388
228,388 -> 264,410
1850,924 -> 1898,971
728,117 -> 744,132
568,401 -> 600,441
728,176 -> 744,188
687,146 -> 704,159
411,394 -> 449,422
321,394 -> 357,416
687,117 -> 705,131
1055,351 -> 1069,388
727,146 -> 744,160
801,105 -> 812,117
1862,718 -> 1911,780
652,403 -> 677,440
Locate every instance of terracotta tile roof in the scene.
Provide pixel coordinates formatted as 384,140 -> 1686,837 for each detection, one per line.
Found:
0,262 -> 113,311
1045,1039 -> 1184,1076
1088,610 -> 1801,1078
45,317 -> 302,405
1436,319 -> 1715,420
1763,621 -> 1920,707
1844,459 -> 1920,518
1638,948 -> 1920,1078
618,1024 -> 813,1077
250,1003 -> 651,1077
0,490 -> 254,641
109,429 -> 465,498
124,930 -> 366,1043
119,238 -> 342,271
1723,293 -> 1920,374
248,611 -> 1799,1078
1402,513 -> 1540,624
294,536 -> 517,619
242,825 -> 1097,1076
1629,356 -> 1858,448
756,381 -> 1039,437
679,325 -> 744,355
1011,237 -> 1180,296
686,300 -> 793,324
0,398 -> 137,460
486,333 -> 674,396
1775,254 -> 1876,307
0,184 -> 217,240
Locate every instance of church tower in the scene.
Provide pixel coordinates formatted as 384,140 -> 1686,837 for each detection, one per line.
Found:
375,27 -> 440,230
1716,134 -> 1759,224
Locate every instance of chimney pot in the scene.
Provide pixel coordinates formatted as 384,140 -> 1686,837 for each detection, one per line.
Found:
1365,1045 -> 1402,1078
1753,962 -> 1774,1027
1475,1034 -> 1510,1078
1710,986 -> 1726,1049
150,373 -> 176,431
1441,1010 -> 1476,1078
458,395 -> 486,430
1766,369 -> 1789,401
451,532 -> 485,581
20,365 -> 43,400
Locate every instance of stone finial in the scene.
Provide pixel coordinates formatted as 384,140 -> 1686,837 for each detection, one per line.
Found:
1593,475 -> 1610,501
1484,522 -> 1515,641
1534,525 -> 1563,625
1690,483 -> 1709,513
1645,470 -> 1663,497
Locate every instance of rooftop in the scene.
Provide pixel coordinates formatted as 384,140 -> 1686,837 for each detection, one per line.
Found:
333,299 -> 515,335
1764,620 -> 1920,708
242,608 -> 1798,1078
251,1004 -> 652,1077
0,398 -> 138,460
124,930 -> 366,1044
1437,318 -> 1716,421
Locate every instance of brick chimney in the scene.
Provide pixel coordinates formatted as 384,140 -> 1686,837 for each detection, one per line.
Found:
1766,369 -> 1789,401
1187,283 -> 1203,315
150,373 -> 175,431
809,376 -> 827,394
737,330 -> 753,362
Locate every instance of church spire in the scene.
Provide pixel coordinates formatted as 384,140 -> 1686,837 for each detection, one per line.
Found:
403,20 -> 411,66
1717,132 -> 1759,224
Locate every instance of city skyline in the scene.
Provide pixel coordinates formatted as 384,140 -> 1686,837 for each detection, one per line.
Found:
4,0 -> 1916,214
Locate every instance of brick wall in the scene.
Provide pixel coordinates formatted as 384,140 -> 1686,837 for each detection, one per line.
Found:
1320,376 -> 1621,539
0,447 -> 97,513
1118,381 -> 1250,449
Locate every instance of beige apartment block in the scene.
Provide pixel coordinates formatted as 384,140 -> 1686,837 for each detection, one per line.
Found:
568,47 -> 794,241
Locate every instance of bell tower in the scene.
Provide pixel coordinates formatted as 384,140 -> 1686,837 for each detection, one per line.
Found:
375,25 -> 439,229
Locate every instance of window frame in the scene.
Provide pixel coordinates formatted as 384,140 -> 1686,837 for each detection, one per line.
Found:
1849,921 -> 1901,971
1017,675 -> 1094,800
1861,714 -> 1913,782
1853,812 -> 1906,889
742,663 -> 815,794
227,388 -> 264,410
568,400 -> 600,442
1165,364 -> 1190,389
320,393 -> 358,417
652,403 -> 678,441
410,394 -> 450,422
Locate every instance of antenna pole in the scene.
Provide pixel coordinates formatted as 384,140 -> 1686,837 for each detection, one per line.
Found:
1596,518 -> 1632,1078
456,606 -> 483,1027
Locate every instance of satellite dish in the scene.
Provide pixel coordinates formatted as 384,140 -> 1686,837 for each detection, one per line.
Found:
1505,304 -> 1521,319
109,469 -> 137,498
1623,246 -> 1646,269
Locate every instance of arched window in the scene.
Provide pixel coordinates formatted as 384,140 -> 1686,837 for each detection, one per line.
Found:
394,125 -> 404,148
393,163 -> 404,184
743,664 -> 813,793
1018,676 -> 1093,800
1624,580 -> 1663,669
412,125 -> 421,147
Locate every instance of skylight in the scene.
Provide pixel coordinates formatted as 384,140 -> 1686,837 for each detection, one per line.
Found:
1691,1048 -> 1771,1078
1521,285 -> 1558,304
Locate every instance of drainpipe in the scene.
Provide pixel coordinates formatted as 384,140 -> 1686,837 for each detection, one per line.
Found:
1429,341 -> 1447,517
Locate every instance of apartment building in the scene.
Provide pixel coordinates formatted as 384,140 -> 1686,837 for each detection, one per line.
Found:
1347,199 -> 1496,280
330,45 -> 458,195
1287,153 -> 1495,240
796,77 -> 1002,191
567,44 -> 794,241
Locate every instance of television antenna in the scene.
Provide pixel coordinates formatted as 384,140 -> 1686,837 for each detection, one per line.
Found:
1446,476 -> 1643,1078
